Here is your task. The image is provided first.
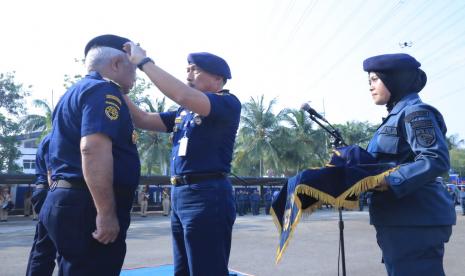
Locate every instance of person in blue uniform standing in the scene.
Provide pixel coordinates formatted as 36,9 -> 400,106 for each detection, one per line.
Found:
41,34 -> 141,275
123,42 -> 240,276
26,133 -> 57,275
363,53 -> 456,276
264,189 -> 272,215
250,190 -> 260,215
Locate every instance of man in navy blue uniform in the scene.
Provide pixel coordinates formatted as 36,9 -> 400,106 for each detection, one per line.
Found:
26,134 -> 57,275
250,190 -> 260,215
264,189 -> 272,215
363,53 -> 456,276
41,34 -> 140,275
123,43 -> 240,276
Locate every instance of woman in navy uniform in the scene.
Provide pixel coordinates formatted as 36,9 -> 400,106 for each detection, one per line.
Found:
123,43 -> 240,276
41,34 -> 141,275
363,53 -> 456,276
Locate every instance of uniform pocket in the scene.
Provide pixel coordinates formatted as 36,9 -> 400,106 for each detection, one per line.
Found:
49,204 -> 90,256
375,135 -> 400,154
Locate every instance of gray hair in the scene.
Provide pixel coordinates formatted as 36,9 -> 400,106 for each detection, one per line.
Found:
85,46 -> 126,72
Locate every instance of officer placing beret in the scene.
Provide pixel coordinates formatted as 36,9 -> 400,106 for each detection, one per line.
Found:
363,53 -> 455,276
41,34 -> 140,275
123,43 -> 240,276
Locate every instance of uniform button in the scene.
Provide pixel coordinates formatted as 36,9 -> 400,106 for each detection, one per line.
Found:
173,157 -> 175,160
392,177 -> 401,184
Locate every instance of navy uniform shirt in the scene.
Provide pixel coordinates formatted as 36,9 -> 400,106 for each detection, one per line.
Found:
367,93 -> 456,226
49,71 -> 140,188
159,90 -> 241,175
35,134 -> 51,185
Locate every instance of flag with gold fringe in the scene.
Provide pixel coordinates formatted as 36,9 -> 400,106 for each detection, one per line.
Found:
270,145 -> 396,263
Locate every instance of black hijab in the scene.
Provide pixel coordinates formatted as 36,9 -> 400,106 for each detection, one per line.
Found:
375,68 -> 427,112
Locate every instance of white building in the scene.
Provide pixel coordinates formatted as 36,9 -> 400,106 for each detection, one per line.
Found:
15,132 -> 41,173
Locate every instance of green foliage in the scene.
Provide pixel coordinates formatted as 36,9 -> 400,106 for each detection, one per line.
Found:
450,148 -> 465,177
334,121 -> 377,148
234,95 -> 282,176
0,72 -> 30,115
0,72 -> 29,172
132,93 -> 174,176
20,99 -> 53,140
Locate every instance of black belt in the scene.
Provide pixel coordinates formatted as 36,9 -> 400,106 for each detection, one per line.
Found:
170,172 -> 227,185
53,179 -> 134,197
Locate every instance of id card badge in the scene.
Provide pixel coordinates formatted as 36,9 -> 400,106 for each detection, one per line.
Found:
178,136 -> 188,156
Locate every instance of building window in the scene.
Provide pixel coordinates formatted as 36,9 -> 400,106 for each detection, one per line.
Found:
23,160 -> 36,170
23,140 -> 38,148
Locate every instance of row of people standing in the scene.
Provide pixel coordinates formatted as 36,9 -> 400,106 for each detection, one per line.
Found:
137,186 -> 171,217
235,190 -> 276,216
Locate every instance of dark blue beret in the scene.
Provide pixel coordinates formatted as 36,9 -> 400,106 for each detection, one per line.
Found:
187,52 -> 231,79
84,34 -> 131,57
363,53 -> 421,72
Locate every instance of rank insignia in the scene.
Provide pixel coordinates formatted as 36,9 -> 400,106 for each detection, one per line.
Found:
132,130 -> 139,144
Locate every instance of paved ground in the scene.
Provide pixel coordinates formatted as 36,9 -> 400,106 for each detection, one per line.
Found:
1,207 -> 464,276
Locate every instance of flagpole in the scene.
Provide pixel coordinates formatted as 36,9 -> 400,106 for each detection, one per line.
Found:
338,208 -> 346,276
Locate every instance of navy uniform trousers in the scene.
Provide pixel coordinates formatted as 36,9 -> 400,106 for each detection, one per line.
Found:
171,178 -> 236,276
26,188 -> 56,275
40,187 -> 134,276
375,225 -> 452,276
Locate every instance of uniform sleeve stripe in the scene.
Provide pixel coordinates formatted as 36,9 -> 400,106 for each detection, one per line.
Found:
106,101 -> 121,110
106,94 -> 122,105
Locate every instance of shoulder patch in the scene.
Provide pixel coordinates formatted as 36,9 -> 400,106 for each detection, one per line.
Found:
404,111 -> 429,123
415,128 -> 436,147
380,126 -> 398,136
105,105 -> 119,120
410,120 -> 433,129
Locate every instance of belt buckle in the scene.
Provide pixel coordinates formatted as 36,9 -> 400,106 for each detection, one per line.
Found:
50,180 -> 58,192
170,176 -> 177,185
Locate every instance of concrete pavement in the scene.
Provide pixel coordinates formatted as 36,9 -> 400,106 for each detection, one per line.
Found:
1,208 -> 464,276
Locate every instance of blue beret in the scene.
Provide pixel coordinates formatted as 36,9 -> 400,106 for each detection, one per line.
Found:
84,34 -> 131,57
187,52 -> 231,79
363,53 -> 421,72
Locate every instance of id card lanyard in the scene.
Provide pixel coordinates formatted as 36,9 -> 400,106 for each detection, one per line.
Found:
177,111 -> 193,157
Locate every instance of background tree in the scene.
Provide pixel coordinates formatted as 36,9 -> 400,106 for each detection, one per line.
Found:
136,97 -> 174,175
446,134 -> 464,150
334,121 -> 377,148
20,99 -> 53,140
278,108 -> 327,174
234,96 -> 282,176
0,72 -> 30,172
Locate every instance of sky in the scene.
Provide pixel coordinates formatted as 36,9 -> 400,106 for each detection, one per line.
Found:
1,0 -> 465,140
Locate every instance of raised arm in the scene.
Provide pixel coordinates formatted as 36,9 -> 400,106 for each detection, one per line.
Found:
123,42 -> 211,116
123,95 -> 167,132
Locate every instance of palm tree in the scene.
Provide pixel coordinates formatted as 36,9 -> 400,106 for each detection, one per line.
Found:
136,96 -> 173,175
279,108 -> 328,171
20,99 -> 53,140
234,95 -> 282,176
446,134 -> 464,150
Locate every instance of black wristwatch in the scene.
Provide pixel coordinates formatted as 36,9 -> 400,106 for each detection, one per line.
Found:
137,57 -> 154,70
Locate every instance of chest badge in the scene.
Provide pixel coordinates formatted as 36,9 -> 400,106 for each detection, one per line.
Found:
132,130 -> 139,144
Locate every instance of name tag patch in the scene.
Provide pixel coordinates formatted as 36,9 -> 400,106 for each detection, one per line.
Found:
380,126 -> 398,136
